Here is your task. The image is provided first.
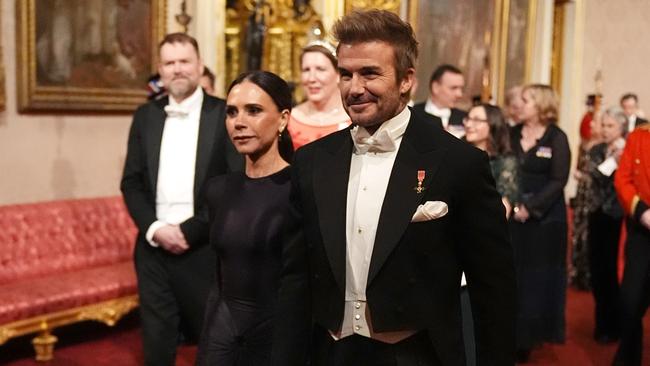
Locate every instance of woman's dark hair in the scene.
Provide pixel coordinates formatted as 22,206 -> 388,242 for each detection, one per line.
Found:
228,71 -> 294,163
472,103 -> 511,156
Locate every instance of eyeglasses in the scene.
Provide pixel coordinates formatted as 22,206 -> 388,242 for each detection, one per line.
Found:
462,117 -> 489,125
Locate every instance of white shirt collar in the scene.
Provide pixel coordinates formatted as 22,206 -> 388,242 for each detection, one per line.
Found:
168,86 -> 203,112
352,105 -> 411,143
424,99 -> 450,118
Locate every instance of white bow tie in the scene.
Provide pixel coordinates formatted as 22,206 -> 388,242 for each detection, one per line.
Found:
350,126 -> 396,154
164,105 -> 190,118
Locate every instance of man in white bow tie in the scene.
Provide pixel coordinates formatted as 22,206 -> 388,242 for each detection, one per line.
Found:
121,33 -> 241,366
413,64 -> 467,139
273,9 -> 516,366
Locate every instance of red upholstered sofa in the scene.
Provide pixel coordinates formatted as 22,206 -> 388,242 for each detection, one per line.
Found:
0,197 -> 138,361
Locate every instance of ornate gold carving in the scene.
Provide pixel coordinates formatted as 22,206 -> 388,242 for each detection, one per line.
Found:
32,329 -> 58,362
225,23 -> 242,85
0,295 -> 138,361
225,0 -> 323,94
0,327 -> 17,345
345,0 -> 401,14
78,297 -> 139,326
175,0 -> 193,33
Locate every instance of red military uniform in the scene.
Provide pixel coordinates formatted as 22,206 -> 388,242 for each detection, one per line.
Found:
612,124 -> 650,365
615,125 -> 650,220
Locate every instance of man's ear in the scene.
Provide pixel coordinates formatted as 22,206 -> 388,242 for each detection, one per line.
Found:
431,80 -> 439,96
198,59 -> 205,77
400,68 -> 416,95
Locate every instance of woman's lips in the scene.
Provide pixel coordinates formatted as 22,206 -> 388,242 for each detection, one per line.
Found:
233,135 -> 254,142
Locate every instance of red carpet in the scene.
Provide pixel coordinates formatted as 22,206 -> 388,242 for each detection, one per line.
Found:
1,289 -> 649,365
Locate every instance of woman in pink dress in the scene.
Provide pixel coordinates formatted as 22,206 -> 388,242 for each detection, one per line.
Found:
288,41 -> 351,150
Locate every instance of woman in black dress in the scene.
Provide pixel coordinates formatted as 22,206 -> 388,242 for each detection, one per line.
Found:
510,84 -> 571,361
584,107 -> 627,343
196,71 -> 297,365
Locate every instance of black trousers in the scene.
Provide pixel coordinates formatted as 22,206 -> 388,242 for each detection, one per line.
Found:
134,241 -> 216,366
460,287 -> 476,366
587,209 -> 622,338
311,326 -> 440,366
613,219 -> 650,366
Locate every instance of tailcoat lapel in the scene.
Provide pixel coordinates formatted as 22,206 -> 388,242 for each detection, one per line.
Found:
367,115 -> 447,284
313,133 -> 354,292
194,96 -> 221,198
146,97 -> 168,194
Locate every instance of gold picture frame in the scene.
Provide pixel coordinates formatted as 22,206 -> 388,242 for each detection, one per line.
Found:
16,0 -> 166,112
406,0 -> 535,106
0,0 -> 5,111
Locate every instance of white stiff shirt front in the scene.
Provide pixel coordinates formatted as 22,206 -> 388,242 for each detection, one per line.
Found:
145,87 -> 203,246
337,106 -> 413,343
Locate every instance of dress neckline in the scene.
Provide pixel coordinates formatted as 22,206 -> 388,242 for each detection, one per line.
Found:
244,166 -> 290,181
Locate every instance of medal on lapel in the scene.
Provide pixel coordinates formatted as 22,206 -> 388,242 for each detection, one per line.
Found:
415,170 -> 426,193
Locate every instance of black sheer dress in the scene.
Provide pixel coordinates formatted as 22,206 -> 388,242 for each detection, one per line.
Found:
196,167 -> 297,365
509,124 -> 571,351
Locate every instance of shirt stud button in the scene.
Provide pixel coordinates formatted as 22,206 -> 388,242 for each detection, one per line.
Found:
355,314 -> 361,320
355,325 -> 361,331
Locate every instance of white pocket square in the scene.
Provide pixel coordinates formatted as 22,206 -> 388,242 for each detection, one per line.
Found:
411,201 -> 448,222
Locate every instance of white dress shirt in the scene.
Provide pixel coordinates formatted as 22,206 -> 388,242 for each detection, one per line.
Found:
336,106 -> 415,343
628,114 -> 638,133
145,87 -> 203,246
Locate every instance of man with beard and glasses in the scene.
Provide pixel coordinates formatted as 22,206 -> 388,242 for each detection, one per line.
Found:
272,10 -> 515,366
121,33 -> 241,366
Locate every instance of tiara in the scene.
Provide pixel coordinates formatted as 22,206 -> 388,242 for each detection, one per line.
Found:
304,40 -> 337,58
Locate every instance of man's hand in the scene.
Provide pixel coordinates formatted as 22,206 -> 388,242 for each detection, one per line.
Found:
153,224 -> 189,254
640,209 -> 650,230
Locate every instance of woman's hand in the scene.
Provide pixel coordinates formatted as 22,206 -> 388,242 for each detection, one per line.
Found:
573,170 -> 584,180
513,204 -> 530,223
502,198 -> 512,219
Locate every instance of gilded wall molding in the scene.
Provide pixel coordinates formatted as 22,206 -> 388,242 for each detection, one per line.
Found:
345,0 -> 400,14
225,1 -> 323,93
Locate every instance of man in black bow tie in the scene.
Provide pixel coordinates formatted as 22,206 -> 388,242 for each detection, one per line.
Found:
121,33 -> 240,366
273,10 -> 516,366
